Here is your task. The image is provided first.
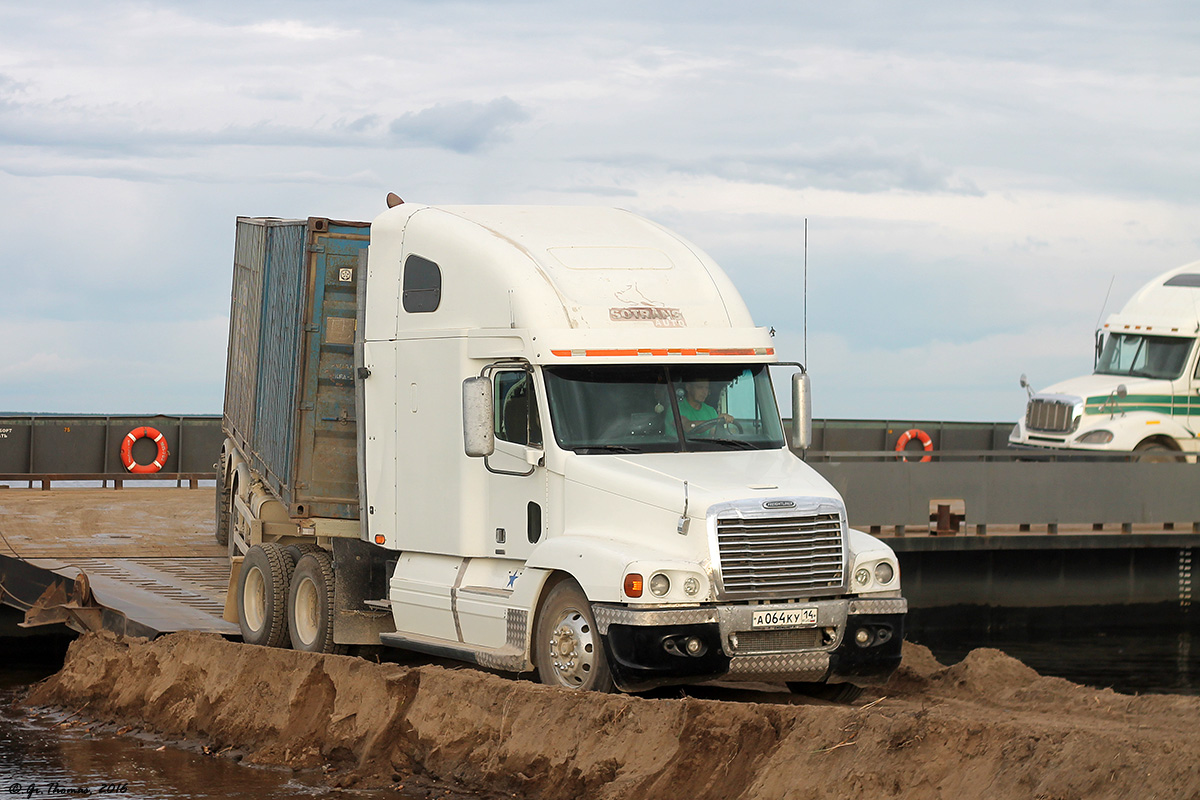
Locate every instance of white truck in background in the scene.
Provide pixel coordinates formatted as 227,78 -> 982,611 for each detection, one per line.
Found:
218,199 -> 906,697
1010,261 -> 1200,460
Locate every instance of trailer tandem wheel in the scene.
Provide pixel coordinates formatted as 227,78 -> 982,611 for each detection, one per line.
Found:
287,551 -> 345,654
238,543 -> 294,648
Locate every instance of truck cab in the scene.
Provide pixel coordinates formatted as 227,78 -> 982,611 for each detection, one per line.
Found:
1010,262 -> 1200,460
221,203 -> 905,696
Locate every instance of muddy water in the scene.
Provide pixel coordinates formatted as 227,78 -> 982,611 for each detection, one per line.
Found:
0,656 -> 432,800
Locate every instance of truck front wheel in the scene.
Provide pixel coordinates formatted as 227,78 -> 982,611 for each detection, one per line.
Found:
287,551 -> 344,654
1134,441 -> 1184,463
534,580 -> 615,692
238,543 -> 293,648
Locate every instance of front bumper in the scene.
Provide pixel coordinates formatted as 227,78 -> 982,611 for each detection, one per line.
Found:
592,597 -> 906,692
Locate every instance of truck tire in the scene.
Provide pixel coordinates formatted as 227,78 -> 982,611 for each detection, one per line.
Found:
786,681 -> 864,703
238,543 -> 294,648
533,580 -> 614,692
1134,441 -> 1184,463
214,481 -> 231,547
283,542 -> 325,567
287,551 -> 344,654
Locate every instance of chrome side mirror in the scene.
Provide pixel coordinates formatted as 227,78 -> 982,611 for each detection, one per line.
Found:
792,371 -> 813,450
462,377 -> 495,457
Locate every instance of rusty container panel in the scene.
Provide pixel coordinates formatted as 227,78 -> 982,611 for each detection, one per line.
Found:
223,219 -> 269,461
292,219 -> 371,519
221,217 -> 369,519
251,221 -> 308,498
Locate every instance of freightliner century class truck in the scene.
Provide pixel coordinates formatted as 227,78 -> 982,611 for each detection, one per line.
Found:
1010,261 -> 1200,461
217,199 -> 906,697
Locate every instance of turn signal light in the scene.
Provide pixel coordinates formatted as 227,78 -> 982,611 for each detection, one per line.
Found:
624,573 -> 644,598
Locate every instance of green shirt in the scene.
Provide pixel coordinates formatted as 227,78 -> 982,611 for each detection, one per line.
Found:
667,400 -> 718,434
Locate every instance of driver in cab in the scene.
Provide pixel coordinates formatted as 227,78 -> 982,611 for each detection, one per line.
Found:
677,379 -> 734,433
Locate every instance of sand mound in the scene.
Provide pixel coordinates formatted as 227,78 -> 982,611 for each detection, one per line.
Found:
27,632 -> 1200,799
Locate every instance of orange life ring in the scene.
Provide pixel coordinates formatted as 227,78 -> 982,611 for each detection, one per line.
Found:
121,426 -> 169,473
894,428 -> 933,462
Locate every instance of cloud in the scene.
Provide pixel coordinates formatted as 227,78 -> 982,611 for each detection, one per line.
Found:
773,324 -> 1092,422
625,139 -> 984,195
389,97 -> 531,153
0,1 -> 1196,418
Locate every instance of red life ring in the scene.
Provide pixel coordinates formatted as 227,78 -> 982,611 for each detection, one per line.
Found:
121,426 -> 169,473
894,428 -> 933,462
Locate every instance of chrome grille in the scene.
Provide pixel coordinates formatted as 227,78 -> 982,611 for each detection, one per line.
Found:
715,512 -> 845,599
731,627 -> 822,654
1026,399 -> 1074,433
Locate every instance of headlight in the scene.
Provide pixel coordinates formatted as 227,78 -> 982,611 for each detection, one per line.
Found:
649,573 -> 671,597
855,567 -> 871,586
874,562 -> 895,585
1076,429 -> 1114,445
683,576 -> 700,596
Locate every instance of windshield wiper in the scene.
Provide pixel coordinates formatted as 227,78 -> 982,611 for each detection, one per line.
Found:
574,445 -> 644,454
687,438 -> 758,450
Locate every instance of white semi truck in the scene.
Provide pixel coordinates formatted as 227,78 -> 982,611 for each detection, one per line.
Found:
1010,261 -> 1200,460
218,200 -> 905,697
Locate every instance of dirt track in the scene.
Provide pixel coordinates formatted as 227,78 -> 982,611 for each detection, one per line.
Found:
25,631 -> 1200,800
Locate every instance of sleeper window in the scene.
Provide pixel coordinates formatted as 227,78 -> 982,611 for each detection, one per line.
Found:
402,255 -> 441,313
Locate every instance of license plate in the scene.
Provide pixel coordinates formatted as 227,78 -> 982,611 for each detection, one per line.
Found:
751,606 -> 818,629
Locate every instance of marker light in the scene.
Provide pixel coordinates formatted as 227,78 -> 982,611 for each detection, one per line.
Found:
624,573 -> 644,598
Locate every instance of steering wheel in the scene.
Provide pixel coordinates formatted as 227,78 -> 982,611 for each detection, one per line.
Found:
689,417 -> 743,436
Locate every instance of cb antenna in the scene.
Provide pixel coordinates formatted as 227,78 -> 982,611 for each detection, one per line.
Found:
1093,275 -> 1115,367
1094,275 -> 1115,329
801,220 -> 811,367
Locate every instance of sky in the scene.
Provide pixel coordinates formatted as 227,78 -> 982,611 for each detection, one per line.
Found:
0,1 -> 1197,421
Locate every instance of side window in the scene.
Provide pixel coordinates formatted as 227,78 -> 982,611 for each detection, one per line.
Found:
402,254 -> 441,313
724,369 -> 757,419
494,371 -> 542,447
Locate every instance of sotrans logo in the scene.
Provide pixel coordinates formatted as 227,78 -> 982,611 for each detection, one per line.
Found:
762,500 -> 796,510
609,284 -> 686,328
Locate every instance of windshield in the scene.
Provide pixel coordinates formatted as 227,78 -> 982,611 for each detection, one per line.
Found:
543,364 -> 786,453
1095,333 -> 1193,380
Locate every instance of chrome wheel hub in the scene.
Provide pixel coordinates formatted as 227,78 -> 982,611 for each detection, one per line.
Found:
547,610 -> 596,687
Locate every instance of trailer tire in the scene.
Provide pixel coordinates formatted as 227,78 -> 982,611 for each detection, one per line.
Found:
283,542 -> 325,567
533,579 -> 614,692
238,543 -> 294,648
287,551 -> 344,654
214,481 -> 231,547
786,681 -> 864,703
